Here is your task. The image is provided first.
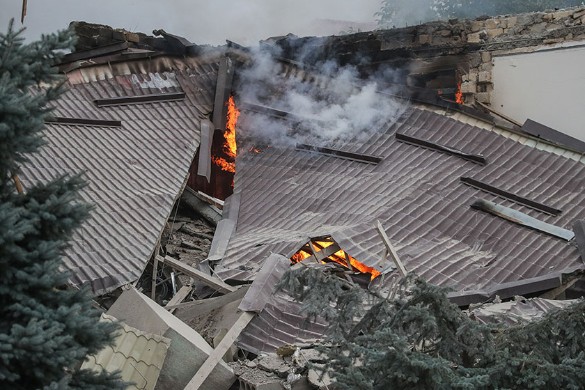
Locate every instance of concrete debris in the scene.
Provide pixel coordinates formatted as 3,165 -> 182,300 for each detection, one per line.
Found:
107,287 -> 235,390
307,364 -> 334,390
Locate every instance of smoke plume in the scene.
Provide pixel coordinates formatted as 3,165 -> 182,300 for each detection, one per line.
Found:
235,46 -> 405,148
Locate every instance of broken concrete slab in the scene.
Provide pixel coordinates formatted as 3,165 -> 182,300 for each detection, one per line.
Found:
107,287 -> 235,390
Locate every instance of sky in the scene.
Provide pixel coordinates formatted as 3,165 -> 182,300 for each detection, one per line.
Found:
0,0 -> 381,45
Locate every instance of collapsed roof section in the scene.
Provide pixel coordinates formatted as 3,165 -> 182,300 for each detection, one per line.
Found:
213,55 -> 585,305
21,43 -> 221,294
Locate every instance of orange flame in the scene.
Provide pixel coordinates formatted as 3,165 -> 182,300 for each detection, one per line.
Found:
213,96 -> 240,173
455,81 -> 463,105
290,240 -> 381,280
212,156 -> 235,172
291,250 -> 312,263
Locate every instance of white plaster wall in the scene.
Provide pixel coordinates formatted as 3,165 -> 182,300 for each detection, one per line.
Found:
491,45 -> 585,142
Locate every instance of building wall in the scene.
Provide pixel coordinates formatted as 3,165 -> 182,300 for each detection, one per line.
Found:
490,44 -> 585,141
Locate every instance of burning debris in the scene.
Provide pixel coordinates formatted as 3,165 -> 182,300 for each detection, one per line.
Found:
290,237 -> 381,281
212,96 -> 240,173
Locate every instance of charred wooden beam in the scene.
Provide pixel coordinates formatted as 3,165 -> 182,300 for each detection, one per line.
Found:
461,177 -> 561,216
396,132 -> 487,165
94,92 -> 185,107
471,199 -> 574,241
45,116 -> 122,127
296,143 -> 382,164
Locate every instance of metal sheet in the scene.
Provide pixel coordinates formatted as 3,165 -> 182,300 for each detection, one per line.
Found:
207,219 -> 236,262
215,106 -> 585,303
470,199 -> 574,241
20,58 -> 218,295
239,253 -> 289,313
197,119 -> 214,182
469,297 -> 577,325
522,119 -> 585,154
212,56 -> 234,130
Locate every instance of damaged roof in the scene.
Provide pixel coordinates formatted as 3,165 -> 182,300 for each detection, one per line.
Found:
215,65 -> 585,304
20,54 -> 220,294
82,314 -> 171,390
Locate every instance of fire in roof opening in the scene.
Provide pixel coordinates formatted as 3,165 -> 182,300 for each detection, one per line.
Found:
290,237 -> 381,280
213,95 -> 240,174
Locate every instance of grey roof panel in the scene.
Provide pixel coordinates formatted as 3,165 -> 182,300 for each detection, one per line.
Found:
20,59 -> 219,294
216,106 -> 585,301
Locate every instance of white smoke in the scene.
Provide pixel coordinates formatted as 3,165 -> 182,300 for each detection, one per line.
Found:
236,46 -> 405,148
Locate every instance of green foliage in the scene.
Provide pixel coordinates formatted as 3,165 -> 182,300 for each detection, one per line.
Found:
283,267 -> 585,389
0,20 -> 125,389
376,0 -> 585,27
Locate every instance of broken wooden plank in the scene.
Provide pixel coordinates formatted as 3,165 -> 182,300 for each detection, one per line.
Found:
165,285 -> 192,314
158,255 -> 235,294
376,220 -> 407,277
471,199 -> 574,241
184,311 -> 255,390
11,173 -> 24,194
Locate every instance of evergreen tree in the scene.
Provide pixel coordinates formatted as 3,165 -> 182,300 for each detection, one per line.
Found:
0,20 -> 125,389
281,266 -> 585,389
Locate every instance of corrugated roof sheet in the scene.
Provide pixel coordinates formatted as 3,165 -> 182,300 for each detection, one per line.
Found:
82,314 -> 171,390
20,57 -> 219,294
215,105 -> 585,299
469,297 -> 578,325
